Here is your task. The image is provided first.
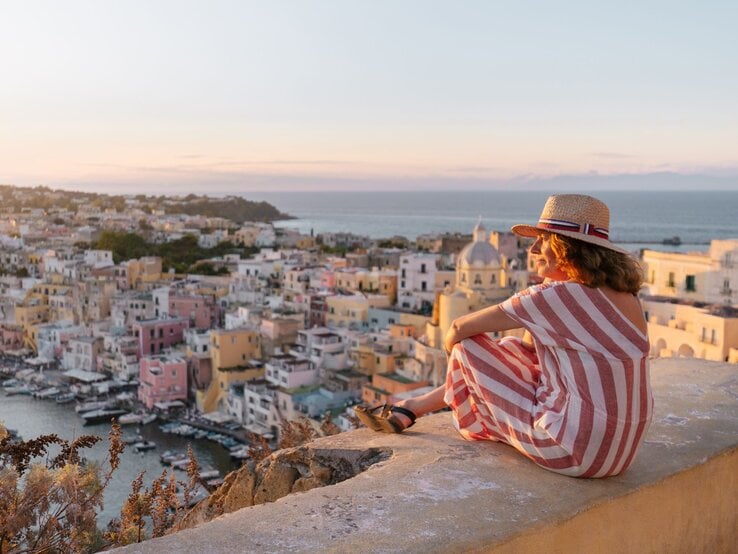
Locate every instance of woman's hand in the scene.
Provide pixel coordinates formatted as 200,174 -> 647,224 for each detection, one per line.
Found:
443,322 -> 461,355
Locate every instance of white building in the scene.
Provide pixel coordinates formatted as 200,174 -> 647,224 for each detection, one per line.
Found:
397,253 -> 439,311
289,327 -> 349,371
265,353 -> 318,389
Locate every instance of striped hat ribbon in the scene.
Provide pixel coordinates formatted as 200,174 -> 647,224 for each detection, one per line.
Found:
538,218 -> 610,239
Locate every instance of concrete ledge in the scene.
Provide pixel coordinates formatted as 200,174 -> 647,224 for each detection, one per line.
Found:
117,359 -> 738,553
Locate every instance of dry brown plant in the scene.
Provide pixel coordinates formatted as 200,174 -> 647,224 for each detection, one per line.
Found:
277,417 -> 316,449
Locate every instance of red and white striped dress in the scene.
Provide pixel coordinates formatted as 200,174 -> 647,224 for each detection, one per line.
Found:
443,281 -> 652,478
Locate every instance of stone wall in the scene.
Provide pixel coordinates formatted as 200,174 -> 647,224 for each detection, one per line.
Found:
115,358 -> 737,553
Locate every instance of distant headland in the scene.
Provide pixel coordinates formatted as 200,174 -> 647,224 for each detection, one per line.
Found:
0,185 -> 292,224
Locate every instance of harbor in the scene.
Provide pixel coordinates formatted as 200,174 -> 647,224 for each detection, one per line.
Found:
1,367 -> 244,524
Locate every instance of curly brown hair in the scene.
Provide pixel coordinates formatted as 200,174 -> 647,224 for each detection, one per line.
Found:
549,233 -> 644,294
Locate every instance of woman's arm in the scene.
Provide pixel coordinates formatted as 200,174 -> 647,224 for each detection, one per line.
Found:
444,303 -> 521,353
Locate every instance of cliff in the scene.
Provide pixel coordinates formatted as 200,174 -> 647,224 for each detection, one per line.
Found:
115,358 -> 738,553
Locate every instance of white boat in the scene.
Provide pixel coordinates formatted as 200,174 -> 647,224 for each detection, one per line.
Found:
171,458 -> 192,470
55,392 -> 76,404
160,450 -> 185,464
133,440 -> 157,452
118,412 -> 157,425
199,467 -> 220,480
4,385 -> 33,396
34,387 -> 61,399
124,434 -> 144,445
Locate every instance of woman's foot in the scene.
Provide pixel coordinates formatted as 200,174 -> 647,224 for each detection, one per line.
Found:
354,404 -> 417,433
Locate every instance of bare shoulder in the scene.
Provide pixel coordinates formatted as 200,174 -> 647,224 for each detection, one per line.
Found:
600,287 -> 648,334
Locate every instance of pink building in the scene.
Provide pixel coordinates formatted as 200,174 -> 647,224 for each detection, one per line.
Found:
138,354 -> 188,409
132,317 -> 190,358
0,324 -> 23,353
169,294 -> 219,330
320,270 -> 336,290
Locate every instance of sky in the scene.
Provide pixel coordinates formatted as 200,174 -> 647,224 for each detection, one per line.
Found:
1,0 -> 737,194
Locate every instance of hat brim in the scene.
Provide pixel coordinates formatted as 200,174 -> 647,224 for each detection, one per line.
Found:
511,223 -> 631,255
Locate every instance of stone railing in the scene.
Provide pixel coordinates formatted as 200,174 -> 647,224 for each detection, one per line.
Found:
115,358 -> 737,553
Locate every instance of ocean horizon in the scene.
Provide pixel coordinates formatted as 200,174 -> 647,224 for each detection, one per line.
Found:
244,190 -> 738,251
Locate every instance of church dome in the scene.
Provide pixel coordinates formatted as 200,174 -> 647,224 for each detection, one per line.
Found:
457,219 -> 502,269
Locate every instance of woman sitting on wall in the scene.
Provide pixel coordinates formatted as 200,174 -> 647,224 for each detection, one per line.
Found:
356,194 -> 652,478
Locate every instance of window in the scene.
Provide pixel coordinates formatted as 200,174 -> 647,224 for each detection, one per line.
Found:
401,280 -> 405,288
474,274 -> 482,285
701,327 -> 706,342
421,281 -> 427,291
401,269 -> 406,278
420,264 -> 426,274
711,329 -> 717,345
685,275 -> 696,292
490,274 -> 496,284
667,272 -> 675,288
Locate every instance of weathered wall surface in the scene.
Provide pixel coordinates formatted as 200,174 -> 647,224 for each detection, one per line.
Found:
115,359 -> 738,553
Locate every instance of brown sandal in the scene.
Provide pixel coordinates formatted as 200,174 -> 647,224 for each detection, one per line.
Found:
354,404 -> 417,433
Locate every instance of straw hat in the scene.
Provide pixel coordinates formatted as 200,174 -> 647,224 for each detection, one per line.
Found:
511,194 -> 629,254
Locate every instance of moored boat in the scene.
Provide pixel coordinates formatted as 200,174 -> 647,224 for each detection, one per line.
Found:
55,392 -> 76,404
118,412 -> 157,425
199,467 -> 220,480
133,440 -> 156,452
81,408 -> 128,425
34,387 -> 61,399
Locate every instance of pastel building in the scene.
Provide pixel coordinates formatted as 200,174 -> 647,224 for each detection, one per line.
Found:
197,327 -> 263,414
132,317 -> 190,358
62,336 -> 104,372
325,293 -> 392,330
642,239 -> 738,306
643,297 -> 738,362
398,253 -> 440,311
265,353 -> 318,389
361,371 -> 430,406
289,327 -> 349,371
169,293 -> 219,330
138,354 -> 188,409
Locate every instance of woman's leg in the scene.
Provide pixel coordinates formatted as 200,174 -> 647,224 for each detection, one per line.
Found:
392,385 -> 447,427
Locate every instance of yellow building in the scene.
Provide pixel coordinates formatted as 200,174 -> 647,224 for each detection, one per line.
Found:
197,327 -> 264,413
642,239 -> 738,305
325,294 -> 392,329
334,268 -> 397,304
351,344 -> 400,376
643,297 -> 738,362
124,257 -> 163,289
15,302 -> 50,352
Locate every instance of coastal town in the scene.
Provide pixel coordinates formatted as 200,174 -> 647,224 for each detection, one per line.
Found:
1,185 -> 737,463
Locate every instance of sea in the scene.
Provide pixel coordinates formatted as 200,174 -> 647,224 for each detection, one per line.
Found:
246,190 -> 738,253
